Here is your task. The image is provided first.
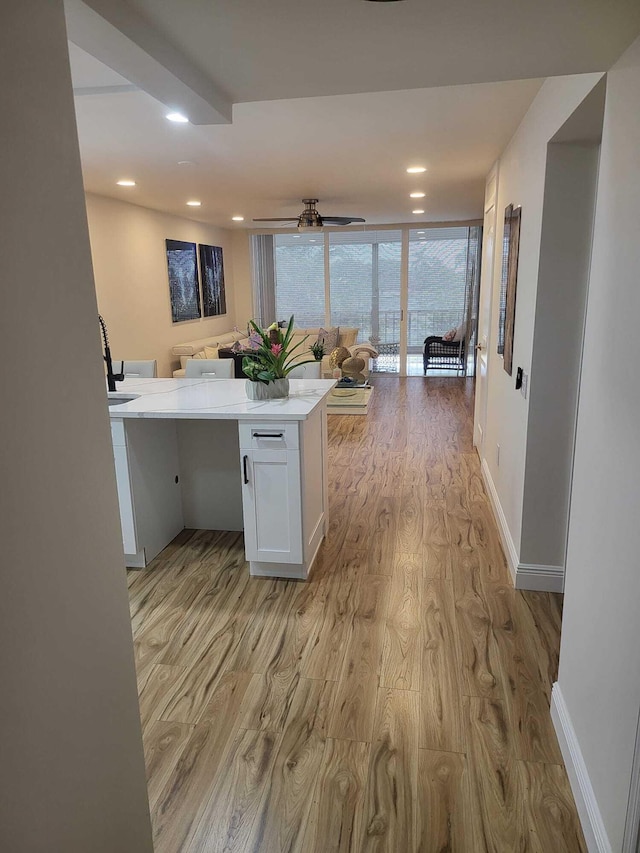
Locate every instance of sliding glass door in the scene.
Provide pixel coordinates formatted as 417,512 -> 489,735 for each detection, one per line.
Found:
329,230 -> 402,374
252,225 -> 481,377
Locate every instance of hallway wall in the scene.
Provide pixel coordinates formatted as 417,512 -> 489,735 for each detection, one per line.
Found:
557,33 -> 640,851
480,72 -> 602,579
0,3 -> 153,849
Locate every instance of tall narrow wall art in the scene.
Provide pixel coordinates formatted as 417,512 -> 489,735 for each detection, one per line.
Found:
199,244 -> 227,317
166,239 -> 201,322
497,204 -> 522,375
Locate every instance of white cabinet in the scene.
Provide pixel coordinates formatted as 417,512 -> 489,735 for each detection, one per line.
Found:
110,418 -> 184,568
241,448 -> 303,563
239,411 -> 327,579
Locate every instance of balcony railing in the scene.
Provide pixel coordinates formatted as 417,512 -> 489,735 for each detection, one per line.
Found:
332,309 -> 464,351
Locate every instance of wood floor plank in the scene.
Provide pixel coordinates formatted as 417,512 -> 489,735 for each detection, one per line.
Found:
151,670 -> 252,853
246,677 -> 336,853
421,580 -> 466,753
453,558 -> 504,699
485,582 -> 563,765
358,687 -> 420,852
302,548 -> 367,682
381,553 -> 422,691
302,738 -> 370,853
185,728 -> 280,853
396,486 -> 424,554
329,575 -> 390,742
367,496 -> 399,575
143,719 -> 193,811
137,663 -> 187,730
422,504 -> 452,580
465,696 -> 522,852
417,749 -> 470,853
517,759 -> 587,853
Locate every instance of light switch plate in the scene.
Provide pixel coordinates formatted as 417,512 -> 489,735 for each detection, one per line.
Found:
521,371 -> 528,399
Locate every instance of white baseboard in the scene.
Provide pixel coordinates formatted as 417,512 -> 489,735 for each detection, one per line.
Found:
480,457 -> 518,583
551,684 -> 612,853
516,563 -> 565,593
480,458 -> 565,593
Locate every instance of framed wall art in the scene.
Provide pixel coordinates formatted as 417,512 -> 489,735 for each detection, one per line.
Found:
165,239 -> 201,323
199,244 -> 227,317
497,204 -> 522,375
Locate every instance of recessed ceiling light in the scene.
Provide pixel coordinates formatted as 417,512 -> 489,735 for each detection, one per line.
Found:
116,179 -> 136,187
412,209 -> 425,214
231,216 -> 244,221
410,192 -> 425,198
166,112 -> 189,123
407,166 -> 427,174
186,200 -> 201,207
178,160 -> 195,166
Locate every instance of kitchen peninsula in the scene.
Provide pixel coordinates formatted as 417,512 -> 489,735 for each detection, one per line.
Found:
107,377 -> 335,579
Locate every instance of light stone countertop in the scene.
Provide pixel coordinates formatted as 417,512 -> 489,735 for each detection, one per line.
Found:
106,377 -> 336,421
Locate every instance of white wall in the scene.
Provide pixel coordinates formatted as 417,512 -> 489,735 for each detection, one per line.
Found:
520,141 -> 600,569
86,193 -> 237,376
0,3 -> 152,850
481,73 -> 602,576
557,34 -> 640,850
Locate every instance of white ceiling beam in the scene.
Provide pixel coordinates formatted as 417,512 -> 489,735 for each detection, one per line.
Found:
64,0 -> 232,124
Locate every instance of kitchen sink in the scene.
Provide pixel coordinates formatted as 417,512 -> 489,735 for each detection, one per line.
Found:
107,394 -> 139,406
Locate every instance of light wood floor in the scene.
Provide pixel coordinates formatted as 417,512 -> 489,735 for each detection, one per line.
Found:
128,376 -> 586,852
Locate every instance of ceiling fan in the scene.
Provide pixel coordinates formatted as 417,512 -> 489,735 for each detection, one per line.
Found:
253,199 -> 365,228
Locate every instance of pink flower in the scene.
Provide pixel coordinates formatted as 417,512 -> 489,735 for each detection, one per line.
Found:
271,343 -> 283,356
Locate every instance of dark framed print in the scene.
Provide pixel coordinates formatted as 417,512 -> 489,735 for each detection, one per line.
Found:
497,204 -> 522,375
199,244 -> 227,317
166,239 -> 201,323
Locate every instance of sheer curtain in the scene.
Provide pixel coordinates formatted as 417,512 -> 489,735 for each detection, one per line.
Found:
249,234 -> 276,327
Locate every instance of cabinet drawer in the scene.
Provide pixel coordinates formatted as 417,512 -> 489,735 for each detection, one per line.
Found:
239,421 -> 299,450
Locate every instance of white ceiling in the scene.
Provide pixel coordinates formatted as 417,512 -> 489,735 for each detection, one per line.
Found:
66,0 -> 640,228
124,0 -> 640,103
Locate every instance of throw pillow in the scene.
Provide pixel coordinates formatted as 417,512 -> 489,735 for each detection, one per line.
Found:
442,328 -> 456,342
453,321 -> 466,342
318,326 -> 339,352
193,351 -> 207,360
203,345 -> 219,358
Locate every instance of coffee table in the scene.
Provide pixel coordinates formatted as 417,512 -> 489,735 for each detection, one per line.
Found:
326,385 -> 374,415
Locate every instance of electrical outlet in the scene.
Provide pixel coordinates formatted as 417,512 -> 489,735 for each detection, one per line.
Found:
496,444 -> 500,466
521,371 -> 528,399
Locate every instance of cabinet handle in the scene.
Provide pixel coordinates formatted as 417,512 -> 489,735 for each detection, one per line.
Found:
243,455 -> 249,484
252,431 -> 284,439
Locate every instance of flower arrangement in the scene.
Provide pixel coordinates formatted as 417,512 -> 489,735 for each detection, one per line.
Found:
310,340 -> 325,361
242,315 -> 315,385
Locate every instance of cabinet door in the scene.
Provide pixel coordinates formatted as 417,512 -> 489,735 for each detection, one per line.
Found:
241,448 -> 302,563
112,444 -> 138,555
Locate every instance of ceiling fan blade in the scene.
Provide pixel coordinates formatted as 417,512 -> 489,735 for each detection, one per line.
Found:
252,217 -> 300,222
321,216 -> 366,225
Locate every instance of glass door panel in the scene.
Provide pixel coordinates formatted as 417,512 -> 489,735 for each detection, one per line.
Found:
274,233 -> 326,327
407,227 -> 477,376
329,230 -> 402,374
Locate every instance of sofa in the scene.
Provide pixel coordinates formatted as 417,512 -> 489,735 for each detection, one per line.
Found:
170,326 -> 378,378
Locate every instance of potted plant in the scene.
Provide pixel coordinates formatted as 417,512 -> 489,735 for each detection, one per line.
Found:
310,339 -> 325,361
242,315 -> 316,400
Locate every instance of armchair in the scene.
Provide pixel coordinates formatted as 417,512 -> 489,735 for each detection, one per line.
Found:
423,335 -> 466,375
